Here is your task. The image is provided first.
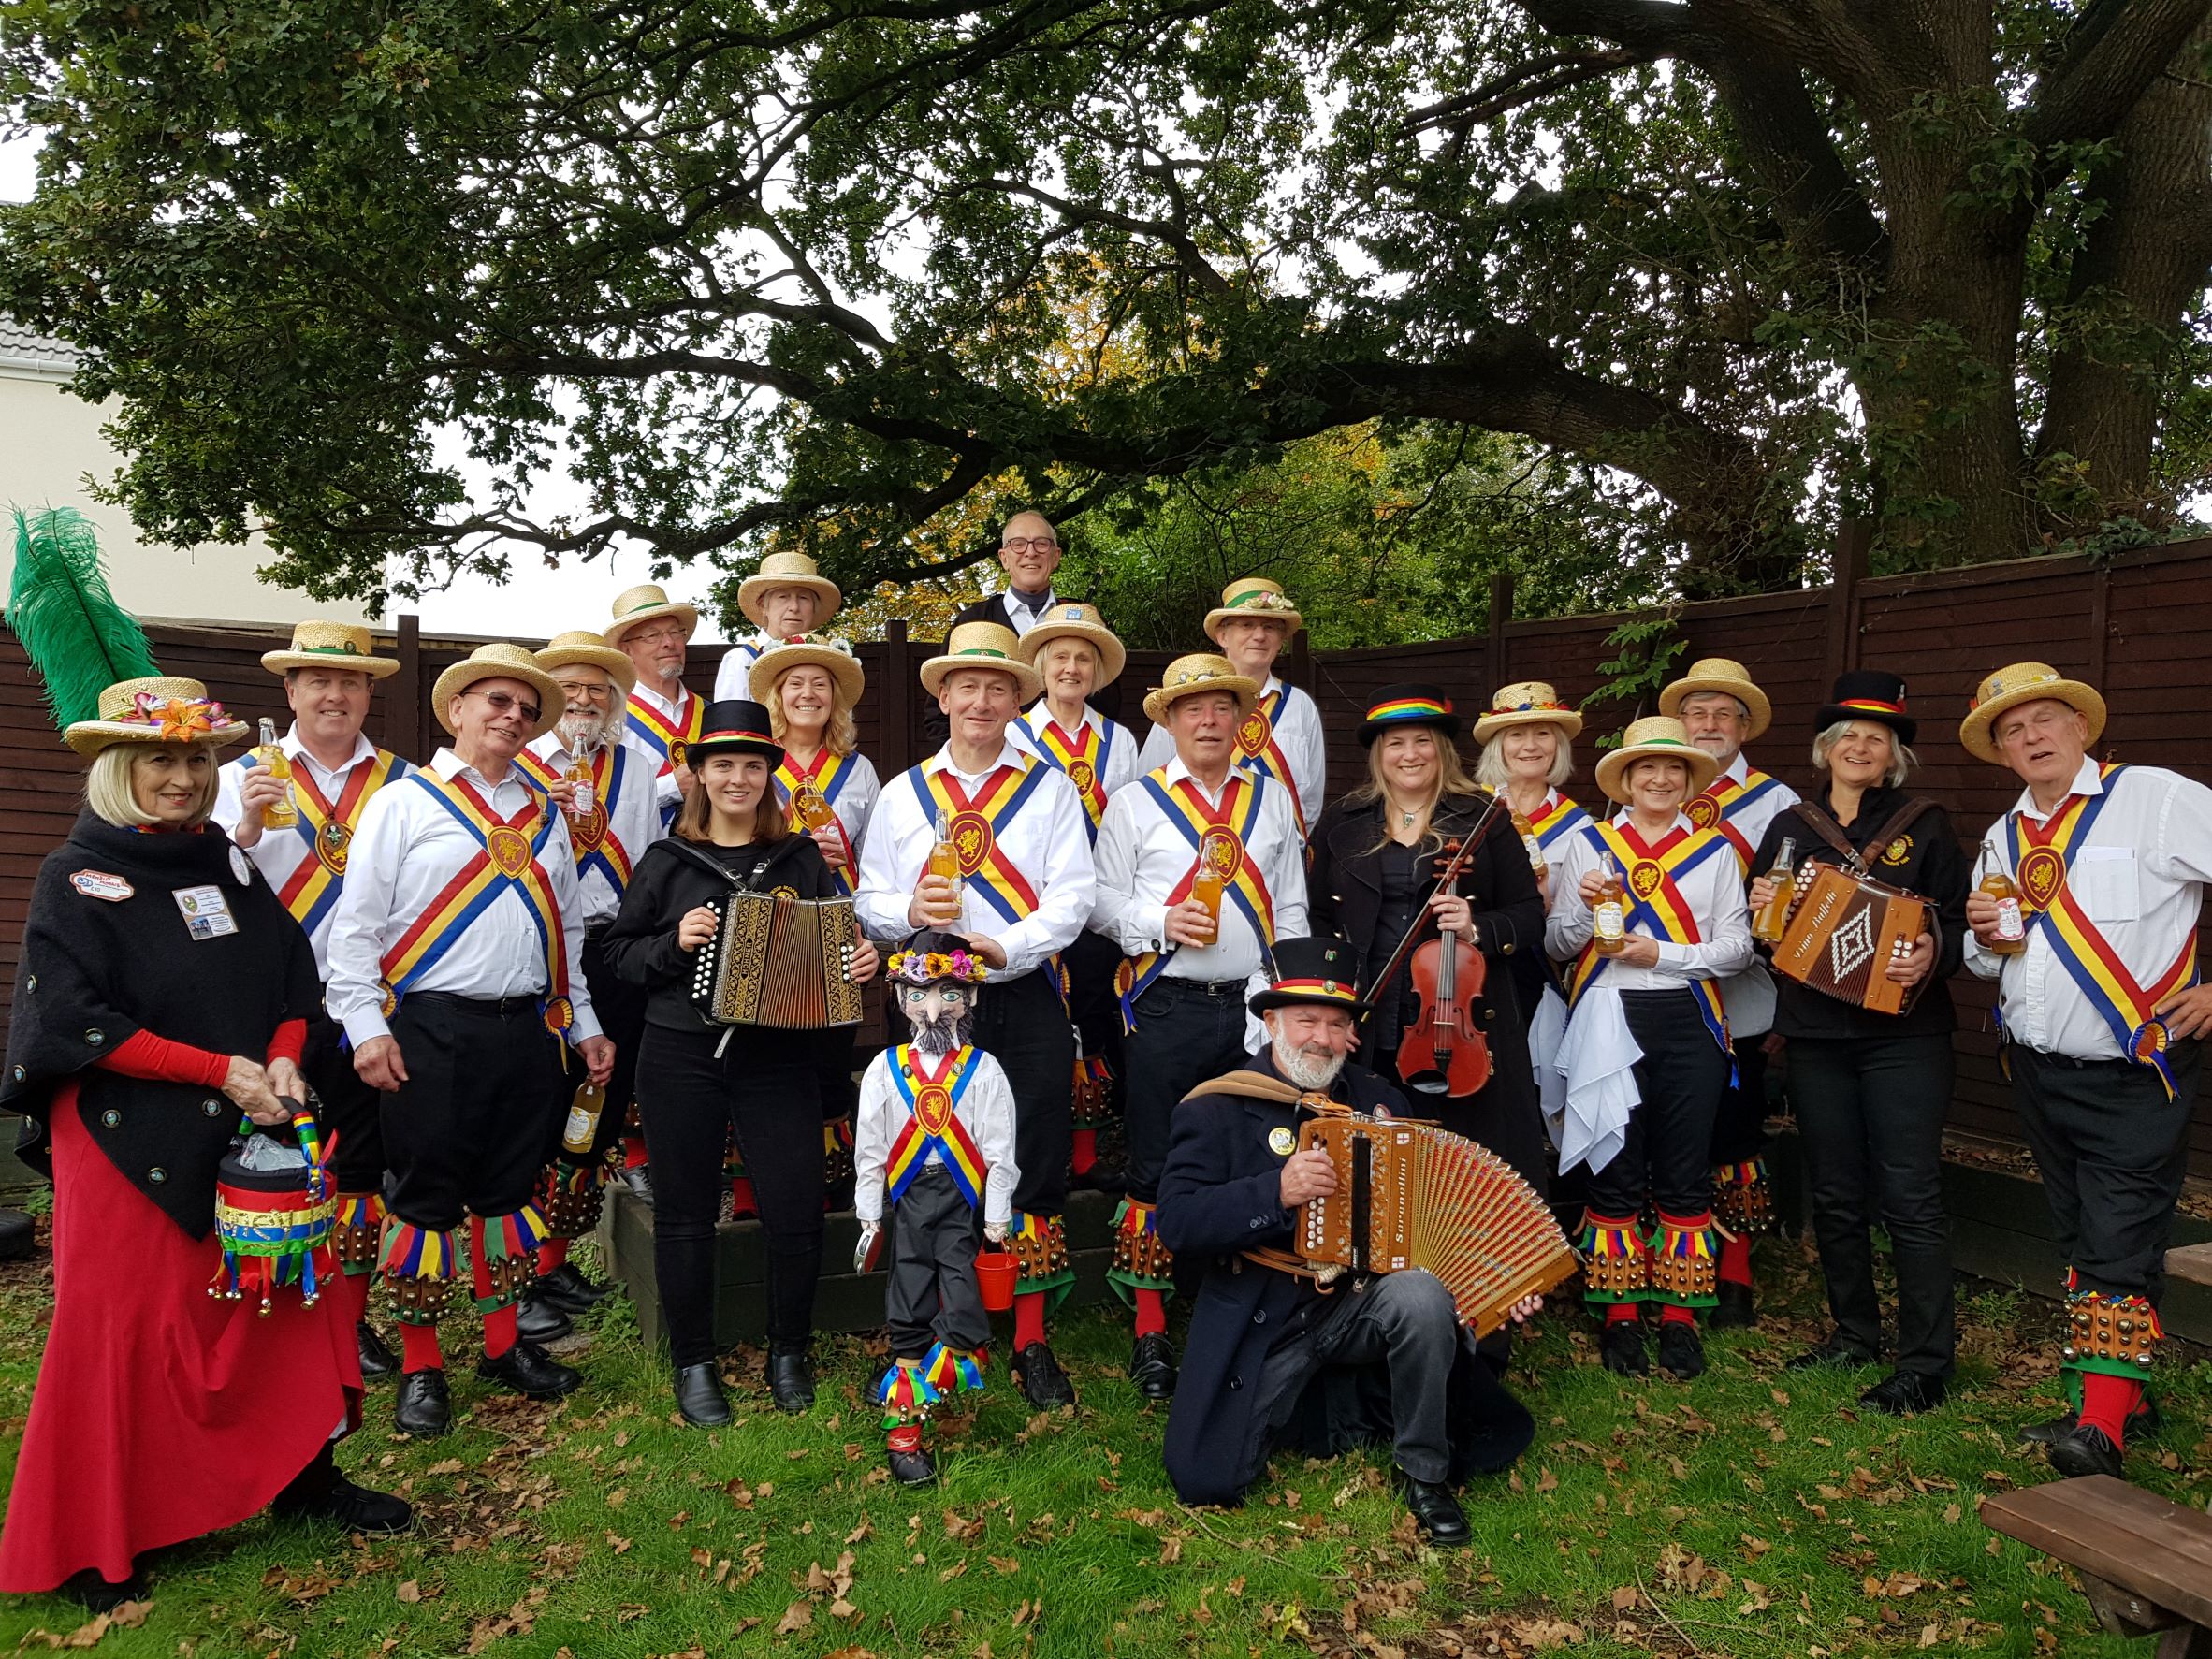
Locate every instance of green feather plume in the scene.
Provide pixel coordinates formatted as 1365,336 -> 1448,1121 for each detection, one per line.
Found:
5,506 -> 163,732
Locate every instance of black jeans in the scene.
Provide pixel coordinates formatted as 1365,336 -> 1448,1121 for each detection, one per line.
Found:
970,968 -> 1074,1217
1583,990 -> 1729,1221
1708,1035 -> 1770,1166
635,1022 -> 822,1367
1125,977 -> 1255,1206
301,1009 -> 385,1196
381,994 -> 565,1231
1788,1033 -> 1957,1376
577,932 -> 648,1160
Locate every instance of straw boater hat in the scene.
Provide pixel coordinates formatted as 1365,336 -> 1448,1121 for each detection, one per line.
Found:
749,632 -> 865,707
1658,657 -> 1772,740
1203,576 -> 1303,642
737,551 -> 842,633
1473,679 -> 1584,744
64,677 -> 250,757
260,619 -> 400,679
603,582 -> 699,648
1142,652 -> 1260,727
919,620 -> 1042,702
1020,601 -> 1127,685
1958,662 -> 2107,765
430,643 -> 561,739
535,629 -> 637,695
1594,715 -> 1722,806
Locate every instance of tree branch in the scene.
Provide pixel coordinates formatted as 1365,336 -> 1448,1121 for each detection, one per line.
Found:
2025,0 -> 2212,152
1399,47 -> 1656,135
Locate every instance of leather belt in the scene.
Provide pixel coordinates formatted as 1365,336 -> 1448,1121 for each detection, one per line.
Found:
404,991 -> 541,1019
1238,1245 -> 1344,1289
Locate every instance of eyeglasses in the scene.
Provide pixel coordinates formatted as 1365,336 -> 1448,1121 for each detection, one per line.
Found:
1000,538 -> 1059,553
467,689 -> 542,723
556,680 -> 616,701
627,623 -> 690,646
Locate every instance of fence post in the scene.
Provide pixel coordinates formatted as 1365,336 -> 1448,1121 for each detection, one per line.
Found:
2086,562 -> 2111,686
1288,622 -> 1313,690
882,619 -> 914,776
1823,521 -> 1870,688
1486,571 -> 1515,692
393,613 -> 424,764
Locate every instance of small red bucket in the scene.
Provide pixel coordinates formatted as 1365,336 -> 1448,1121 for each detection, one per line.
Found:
974,1246 -> 1018,1312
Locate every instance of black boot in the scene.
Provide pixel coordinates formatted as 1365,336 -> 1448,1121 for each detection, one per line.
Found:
394,1368 -> 452,1437
62,1566 -> 148,1612
1012,1341 -> 1077,1408
766,1349 -> 816,1414
357,1319 -> 398,1380
2020,1395 -> 2161,1445
1787,1332 -> 1879,1372
675,1362 -> 732,1428
887,1433 -> 938,1486
1710,1280 -> 1755,1330
1128,1332 -> 1177,1401
1599,1319 -> 1648,1376
1860,1371 -> 1946,1416
533,1260 -> 613,1314
2049,1422 -> 2124,1478
1397,1474 -> 1471,1546
1656,1319 -> 1706,1380
515,1289 -> 573,1345
476,1341 -> 583,1400
271,1443 -> 414,1533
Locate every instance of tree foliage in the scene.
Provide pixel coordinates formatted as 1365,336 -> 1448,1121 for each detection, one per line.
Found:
4,0 -> 2211,615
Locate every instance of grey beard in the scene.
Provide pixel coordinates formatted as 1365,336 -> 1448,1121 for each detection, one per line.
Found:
559,709 -> 619,754
910,1009 -> 975,1055
1273,1038 -> 1346,1093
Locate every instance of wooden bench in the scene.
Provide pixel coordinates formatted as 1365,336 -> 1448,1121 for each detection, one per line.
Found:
1982,1476 -> 2212,1657
2167,1241 -> 2212,1288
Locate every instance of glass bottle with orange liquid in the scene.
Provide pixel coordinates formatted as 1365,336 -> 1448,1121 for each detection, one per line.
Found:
793,780 -> 837,834
926,808 -> 964,917
1512,809 -> 1545,872
1190,828 -> 1233,941
1593,851 -> 1627,954
563,741 -> 596,818
1751,837 -> 1797,943
254,718 -> 298,829
1979,842 -> 2028,954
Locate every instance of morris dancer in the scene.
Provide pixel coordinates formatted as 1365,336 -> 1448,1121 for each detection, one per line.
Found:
1960,662 -> 2212,1479
1474,680 -> 1592,903
953,511 -> 1070,637
855,621 -> 1096,1408
1093,653 -> 1308,1400
214,620 -> 411,1382
327,645 -> 615,1437
712,549 -> 842,700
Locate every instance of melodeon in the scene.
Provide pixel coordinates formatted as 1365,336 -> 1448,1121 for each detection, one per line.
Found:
689,890 -> 864,1029
1295,1115 -> 1577,1337
1770,866 -> 1928,1016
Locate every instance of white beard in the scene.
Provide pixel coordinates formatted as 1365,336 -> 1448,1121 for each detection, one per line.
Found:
560,708 -> 620,754
1273,1038 -> 1346,1093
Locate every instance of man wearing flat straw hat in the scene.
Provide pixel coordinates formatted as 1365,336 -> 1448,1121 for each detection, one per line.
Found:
711,550 -> 843,701
327,644 -> 615,1437
1959,662 -> 2212,1480
854,620 -> 1097,1408
1657,656 -> 1801,1329
605,582 -> 705,829
1092,652 -> 1309,1400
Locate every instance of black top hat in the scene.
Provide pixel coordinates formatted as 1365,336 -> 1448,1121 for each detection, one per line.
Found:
1358,683 -> 1462,748
1816,670 -> 1915,745
1249,936 -> 1374,1015
690,699 -> 784,764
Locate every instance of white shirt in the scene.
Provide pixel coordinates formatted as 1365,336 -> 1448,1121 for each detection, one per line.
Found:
1967,757 -> 2212,1060
852,1044 -> 1020,1227
1139,673 -> 1327,833
522,729 -> 668,928
1547,813 -> 1754,993
326,749 -> 601,1047
1012,702 -> 1142,808
997,589 -> 1061,638
212,725 -> 405,979
626,679 -> 699,816
1527,787 -> 1594,874
775,748 -> 882,880
711,634 -> 772,703
853,738 -> 1096,982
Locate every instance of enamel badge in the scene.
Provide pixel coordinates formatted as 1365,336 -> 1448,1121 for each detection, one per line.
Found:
69,870 -> 133,903
1267,1126 -> 1296,1157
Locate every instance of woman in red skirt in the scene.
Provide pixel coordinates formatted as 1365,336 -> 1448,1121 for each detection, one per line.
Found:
0,672 -> 410,1608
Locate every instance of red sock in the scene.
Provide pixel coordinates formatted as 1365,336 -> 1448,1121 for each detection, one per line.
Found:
1661,1302 -> 1698,1327
729,1176 -> 757,1217
473,1222 -> 517,1361
1013,1288 -> 1046,1349
400,1321 -> 444,1374
1072,1128 -> 1098,1176
624,1137 -> 648,1170
329,1266 -> 371,1332
1719,1233 -> 1753,1287
538,1238 -> 571,1274
2079,1372 -> 2143,1446
1606,1302 -> 1641,1326
1133,1288 -> 1167,1338
887,1422 -> 924,1454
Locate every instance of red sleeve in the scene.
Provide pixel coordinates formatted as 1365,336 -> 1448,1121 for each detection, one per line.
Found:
98,1029 -> 232,1090
265,1018 -> 308,1070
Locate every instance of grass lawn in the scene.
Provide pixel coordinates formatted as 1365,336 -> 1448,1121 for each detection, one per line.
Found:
0,1220 -> 2204,1659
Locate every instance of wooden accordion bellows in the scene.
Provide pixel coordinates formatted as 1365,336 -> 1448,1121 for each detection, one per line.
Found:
1770,866 -> 1928,1016
689,890 -> 863,1029
1295,1115 -> 1578,1337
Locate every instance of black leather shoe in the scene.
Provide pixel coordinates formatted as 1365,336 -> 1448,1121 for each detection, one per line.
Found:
2020,1395 -> 2161,1445
618,1165 -> 653,1206
676,1362 -> 733,1427
533,1261 -> 613,1314
1786,1333 -> 1880,1372
516,1290 -> 573,1345
1710,1280 -> 1755,1330
2049,1421 -> 2125,1478
889,1443 -> 938,1485
477,1341 -> 583,1400
273,1472 -> 415,1533
1656,1320 -> 1706,1379
1598,1320 -> 1647,1375
1860,1371 -> 1946,1416
1012,1341 -> 1077,1408
1070,1159 -> 1127,1196
1128,1332 -> 1178,1400
1398,1475 -> 1471,1547
394,1368 -> 452,1437
766,1350 -> 816,1414
63,1566 -> 148,1612
357,1319 -> 398,1380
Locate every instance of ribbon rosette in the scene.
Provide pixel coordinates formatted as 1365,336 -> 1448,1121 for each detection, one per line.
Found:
127,692 -> 226,741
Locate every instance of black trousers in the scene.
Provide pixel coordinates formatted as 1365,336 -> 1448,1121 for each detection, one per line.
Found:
1063,927 -> 1128,1072
1707,1034 -> 1770,1167
576,933 -> 648,1161
1583,990 -> 1729,1221
635,1021 -> 822,1366
1125,977 -> 1254,1206
1789,1033 -> 1957,1376
886,1164 -> 988,1357
301,1009 -> 385,1196
381,995 -> 566,1231
970,968 -> 1073,1217
2009,1041 -> 2200,1305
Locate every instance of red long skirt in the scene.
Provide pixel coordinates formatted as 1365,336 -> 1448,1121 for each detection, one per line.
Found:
0,1088 -> 361,1593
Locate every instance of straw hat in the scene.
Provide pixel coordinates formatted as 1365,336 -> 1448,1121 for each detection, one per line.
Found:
430,644 -> 561,739
1958,662 -> 2106,765
737,551 -> 842,632
1594,715 -> 1722,806
1473,679 -> 1584,743
749,633 -> 865,707
919,621 -> 1043,702
603,583 -> 699,648
536,629 -> 637,694
1658,657 -> 1771,740
260,619 -> 400,679
64,676 -> 249,757
1020,601 -> 1127,685
1203,576 -> 1303,641
1142,652 -> 1260,726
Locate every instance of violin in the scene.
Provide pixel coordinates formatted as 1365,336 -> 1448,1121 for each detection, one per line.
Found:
1400,838 -> 1493,1097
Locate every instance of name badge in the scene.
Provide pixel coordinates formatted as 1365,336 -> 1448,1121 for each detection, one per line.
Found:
70,869 -> 133,903
172,884 -> 239,940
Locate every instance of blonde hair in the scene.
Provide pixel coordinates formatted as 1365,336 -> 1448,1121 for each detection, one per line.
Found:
767,670 -> 858,758
85,742 -> 220,829
1812,720 -> 1917,790
1474,726 -> 1575,792
1347,732 -> 1482,855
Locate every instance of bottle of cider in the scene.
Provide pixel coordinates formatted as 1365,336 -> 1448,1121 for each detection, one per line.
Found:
564,746 -> 595,818
1752,837 -> 1798,943
1513,809 -> 1545,872
1594,852 -> 1627,955
254,718 -> 298,828
561,1081 -> 606,1157
1980,845 -> 2028,954
927,808 -> 963,908
793,780 -> 837,833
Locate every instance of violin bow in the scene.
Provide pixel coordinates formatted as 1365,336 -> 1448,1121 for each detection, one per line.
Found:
1354,790 -> 1507,1026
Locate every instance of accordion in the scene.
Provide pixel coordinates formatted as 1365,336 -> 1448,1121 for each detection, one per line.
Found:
1295,1115 -> 1577,1337
1770,866 -> 1928,1015
689,890 -> 864,1029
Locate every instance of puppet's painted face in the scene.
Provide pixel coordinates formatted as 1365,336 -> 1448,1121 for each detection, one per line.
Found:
899,980 -> 975,1055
